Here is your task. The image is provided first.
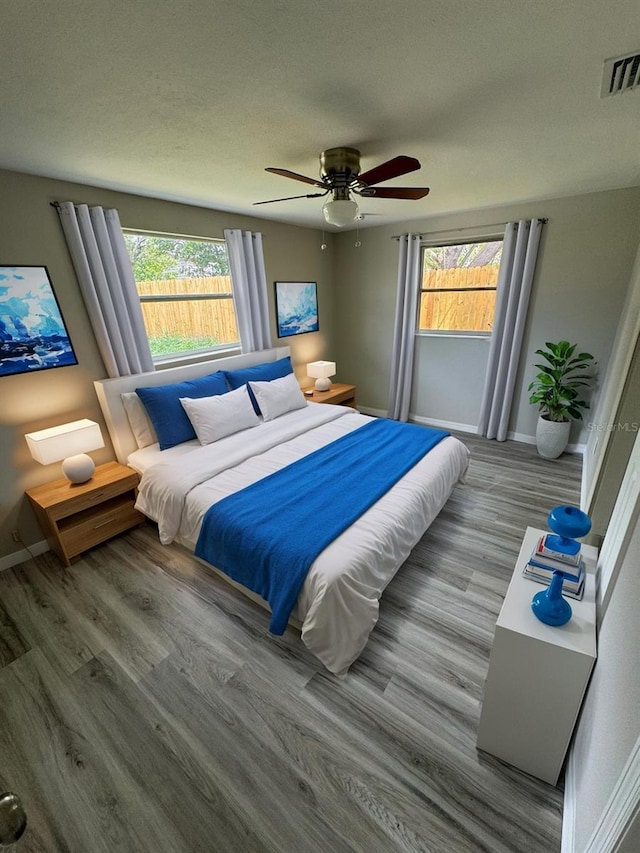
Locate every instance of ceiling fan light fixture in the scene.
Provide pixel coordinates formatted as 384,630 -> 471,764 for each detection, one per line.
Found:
323,198 -> 359,227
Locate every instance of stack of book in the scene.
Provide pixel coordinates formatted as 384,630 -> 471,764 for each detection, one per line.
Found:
523,534 -> 586,600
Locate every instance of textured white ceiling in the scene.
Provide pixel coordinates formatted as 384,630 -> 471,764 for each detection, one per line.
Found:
2,0 -> 639,230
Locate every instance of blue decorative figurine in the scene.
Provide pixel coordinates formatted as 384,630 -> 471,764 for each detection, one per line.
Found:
531,505 -> 591,627
545,505 -> 592,555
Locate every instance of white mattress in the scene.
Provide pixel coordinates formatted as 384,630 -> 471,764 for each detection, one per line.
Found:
128,439 -> 200,474
132,405 -> 469,675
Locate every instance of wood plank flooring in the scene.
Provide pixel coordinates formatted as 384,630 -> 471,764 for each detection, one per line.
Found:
0,434 -> 581,852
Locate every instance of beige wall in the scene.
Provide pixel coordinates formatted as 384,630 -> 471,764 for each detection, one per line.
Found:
0,169 -> 333,558
333,187 -> 640,441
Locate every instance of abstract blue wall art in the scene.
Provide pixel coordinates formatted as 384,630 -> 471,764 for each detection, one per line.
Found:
274,281 -> 319,338
0,266 -> 78,377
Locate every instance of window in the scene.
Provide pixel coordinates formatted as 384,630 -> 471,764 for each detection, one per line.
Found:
418,239 -> 503,334
123,232 -> 239,360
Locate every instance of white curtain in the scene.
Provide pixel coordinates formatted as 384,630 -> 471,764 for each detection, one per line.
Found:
224,229 -> 272,352
57,203 -> 154,378
477,218 -> 544,441
388,234 -> 422,421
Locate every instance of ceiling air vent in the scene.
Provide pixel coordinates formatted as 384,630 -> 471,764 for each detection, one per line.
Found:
601,51 -> 640,97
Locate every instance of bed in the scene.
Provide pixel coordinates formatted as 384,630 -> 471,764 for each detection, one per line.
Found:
94,346 -> 469,676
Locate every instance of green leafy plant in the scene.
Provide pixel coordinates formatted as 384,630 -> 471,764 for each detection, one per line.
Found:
528,340 -> 595,423
148,333 -> 220,357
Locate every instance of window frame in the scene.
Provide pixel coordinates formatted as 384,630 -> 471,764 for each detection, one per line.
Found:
123,228 -> 240,367
417,235 -> 503,338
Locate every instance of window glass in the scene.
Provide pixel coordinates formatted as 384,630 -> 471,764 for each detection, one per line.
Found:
419,240 -> 503,333
123,233 -> 239,359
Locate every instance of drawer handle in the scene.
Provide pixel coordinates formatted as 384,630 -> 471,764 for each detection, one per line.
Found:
93,518 -> 115,529
88,492 -> 106,501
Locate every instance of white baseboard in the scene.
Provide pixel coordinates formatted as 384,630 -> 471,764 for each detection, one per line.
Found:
506,430 -> 585,455
580,445 -> 589,510
410,414 -> 479,434
0,540 -> 49,572
357,405 -> 387,418
358,407 -> 585,454
358,407 -> 480,435
506,430 -> 537,445
561,747 -> 578,852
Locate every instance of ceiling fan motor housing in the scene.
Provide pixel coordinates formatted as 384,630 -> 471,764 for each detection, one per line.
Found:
319,148 -> 361,187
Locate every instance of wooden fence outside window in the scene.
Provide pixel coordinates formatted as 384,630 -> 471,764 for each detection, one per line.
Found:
419,265 -> 499,332
136,276 -> 239,345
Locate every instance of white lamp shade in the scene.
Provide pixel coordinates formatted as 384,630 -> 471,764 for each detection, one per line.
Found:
307,360 -> 336,391
25,419 -> 104,465
307,361 -> 336,381
323,199 -> 359,227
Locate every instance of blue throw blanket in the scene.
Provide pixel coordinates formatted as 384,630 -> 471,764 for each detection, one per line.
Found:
195,418 -> 449,634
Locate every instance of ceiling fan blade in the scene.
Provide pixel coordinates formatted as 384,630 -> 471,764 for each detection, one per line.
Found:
357,155 -> 421,187
356,186 -> 430,200
265,167 -> 325,188
254,191 -> 328,205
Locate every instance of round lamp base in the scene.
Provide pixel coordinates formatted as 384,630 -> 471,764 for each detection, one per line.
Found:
314,377 -> 331,391
531,588 -> 573,626
62,453 -> 95,484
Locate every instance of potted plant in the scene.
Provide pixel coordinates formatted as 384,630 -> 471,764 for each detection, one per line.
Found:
528,340 -> 595,459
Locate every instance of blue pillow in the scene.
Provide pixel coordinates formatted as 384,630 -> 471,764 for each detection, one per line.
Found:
136,371 -> 230,450
224,356 -> 293,414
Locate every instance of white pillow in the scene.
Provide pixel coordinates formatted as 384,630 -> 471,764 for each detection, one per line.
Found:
121,391 -> 158,448
249,372 -> 307,422
179,385 -> 260,445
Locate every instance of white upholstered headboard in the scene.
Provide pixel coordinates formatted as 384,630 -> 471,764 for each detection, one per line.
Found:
94,346 -> 291,465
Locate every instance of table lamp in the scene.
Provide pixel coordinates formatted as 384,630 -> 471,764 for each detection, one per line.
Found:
25,419 -> 105,484
307,360 -> 336,391
530,505 -> 592,626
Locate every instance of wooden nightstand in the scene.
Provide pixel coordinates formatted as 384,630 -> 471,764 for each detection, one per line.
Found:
305,383 -> 356,407
26,461 -> 144,566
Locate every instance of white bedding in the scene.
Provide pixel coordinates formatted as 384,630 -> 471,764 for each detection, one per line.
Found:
133,404 -> 469,675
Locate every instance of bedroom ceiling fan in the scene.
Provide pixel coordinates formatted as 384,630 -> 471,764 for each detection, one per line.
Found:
254,147 -> 430,227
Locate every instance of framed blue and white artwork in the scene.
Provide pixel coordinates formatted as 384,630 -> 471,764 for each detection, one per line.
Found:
274,281 -> 319,338
0,265 -> 78,377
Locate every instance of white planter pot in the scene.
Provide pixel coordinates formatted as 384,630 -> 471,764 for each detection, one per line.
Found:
536,415 -> 571,459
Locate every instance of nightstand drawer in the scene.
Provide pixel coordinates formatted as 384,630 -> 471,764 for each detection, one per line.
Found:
48,475 -> 139,521
324,388 -> 356,406
26,461 -> 143,566
58,494 -> 144,558
306,383 -> 356,407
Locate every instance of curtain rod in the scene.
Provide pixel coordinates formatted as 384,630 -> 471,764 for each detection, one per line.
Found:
391,218 -> 548,240
51,202 -> 260,243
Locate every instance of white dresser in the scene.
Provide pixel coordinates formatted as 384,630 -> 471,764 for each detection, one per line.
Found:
477,526 -> 597,785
